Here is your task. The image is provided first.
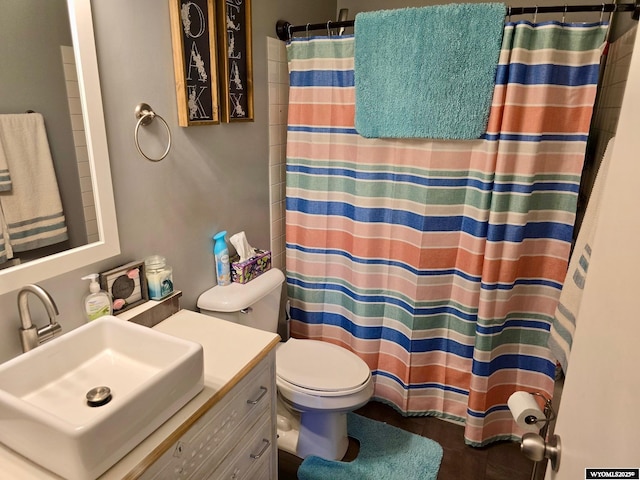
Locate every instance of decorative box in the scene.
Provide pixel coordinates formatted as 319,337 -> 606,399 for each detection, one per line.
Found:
230,249 -> 272,284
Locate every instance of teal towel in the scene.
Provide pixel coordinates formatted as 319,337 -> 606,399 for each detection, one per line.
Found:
298,413 -> 443,480
354,3 -> 505,140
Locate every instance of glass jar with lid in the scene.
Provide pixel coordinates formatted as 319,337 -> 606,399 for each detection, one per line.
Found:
145,255 -> 174,300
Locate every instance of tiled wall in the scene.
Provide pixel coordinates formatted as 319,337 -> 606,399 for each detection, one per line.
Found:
592,27 -> 637,156
267,37 -> 289,270
579,26 -> 638,217
61,45 -> 99,244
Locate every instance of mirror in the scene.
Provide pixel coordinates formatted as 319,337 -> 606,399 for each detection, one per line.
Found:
0,0 -> 120,295
0,0 -> 92,266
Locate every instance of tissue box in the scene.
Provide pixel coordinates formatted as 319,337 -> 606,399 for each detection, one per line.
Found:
230,249 -> 271,284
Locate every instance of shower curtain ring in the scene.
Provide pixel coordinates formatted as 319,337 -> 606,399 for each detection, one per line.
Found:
306,23 -> 310,38
287,24 -> 292,40
327,20 -> 332,37
507,5 -> 512,22
600,3 -> 606,22
562,4 -> 567,23
533,5 -> 538,23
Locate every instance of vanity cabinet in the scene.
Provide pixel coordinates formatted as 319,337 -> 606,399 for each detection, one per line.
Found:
140,352 -> 276,480
0,309 -> 280,479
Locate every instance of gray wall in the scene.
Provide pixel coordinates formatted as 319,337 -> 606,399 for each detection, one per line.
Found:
0,0 -> 336,362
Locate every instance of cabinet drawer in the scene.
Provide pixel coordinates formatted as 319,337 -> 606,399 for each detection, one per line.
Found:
207,415 -> 272,480
243,447 -> 272,480
141,357 -> 273,479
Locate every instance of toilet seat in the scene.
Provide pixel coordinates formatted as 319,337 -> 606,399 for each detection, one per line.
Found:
277,372 -> 371,397
276,338 -> 371,396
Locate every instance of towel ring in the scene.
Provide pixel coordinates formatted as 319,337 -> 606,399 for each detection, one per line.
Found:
134,103 -> 172,162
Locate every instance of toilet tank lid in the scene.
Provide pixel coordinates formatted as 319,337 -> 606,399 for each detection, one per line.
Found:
197,268 -> 285,312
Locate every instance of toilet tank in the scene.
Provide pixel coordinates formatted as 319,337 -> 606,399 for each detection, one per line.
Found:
196,268 -> 285,333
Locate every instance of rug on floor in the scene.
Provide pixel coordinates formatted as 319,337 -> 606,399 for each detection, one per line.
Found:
297,413 -> 443,480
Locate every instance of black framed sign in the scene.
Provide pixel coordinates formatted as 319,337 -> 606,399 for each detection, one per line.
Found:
217,0 -> 254,122
169,0 -> 220,126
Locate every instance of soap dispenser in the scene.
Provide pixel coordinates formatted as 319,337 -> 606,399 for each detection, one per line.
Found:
82,274 -> 113,321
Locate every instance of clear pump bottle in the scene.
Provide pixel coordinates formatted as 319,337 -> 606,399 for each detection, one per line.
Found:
81,274 -> 113,321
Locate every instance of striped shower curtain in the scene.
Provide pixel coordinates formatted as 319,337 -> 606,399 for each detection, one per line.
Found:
285,20 -> 607,446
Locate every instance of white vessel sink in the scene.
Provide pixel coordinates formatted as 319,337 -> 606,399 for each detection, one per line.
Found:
0,315 -> 204,480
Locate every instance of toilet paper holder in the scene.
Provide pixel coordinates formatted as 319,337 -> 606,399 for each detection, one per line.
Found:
519,392 -> 562,472
523,392 -> 556,429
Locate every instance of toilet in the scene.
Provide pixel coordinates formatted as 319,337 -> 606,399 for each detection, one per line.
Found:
196,268 -> 373,460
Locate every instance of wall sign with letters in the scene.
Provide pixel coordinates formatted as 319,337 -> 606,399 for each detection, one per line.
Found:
217,0 -> 253,122
169,0 -> 220,126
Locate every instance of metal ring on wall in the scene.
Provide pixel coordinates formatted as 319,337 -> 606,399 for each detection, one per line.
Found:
134,103 -> 172,162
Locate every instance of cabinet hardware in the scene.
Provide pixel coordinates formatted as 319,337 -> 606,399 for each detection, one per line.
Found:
249,439 -> 271,460
246,386 -> 268,405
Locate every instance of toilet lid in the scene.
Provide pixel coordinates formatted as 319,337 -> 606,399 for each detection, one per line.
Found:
276,338 -> 371,392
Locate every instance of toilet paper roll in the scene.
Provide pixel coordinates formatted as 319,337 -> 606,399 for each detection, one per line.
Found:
507,391 -> 544,432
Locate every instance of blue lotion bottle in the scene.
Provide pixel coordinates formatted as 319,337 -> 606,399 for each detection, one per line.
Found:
213,231 -> 231,286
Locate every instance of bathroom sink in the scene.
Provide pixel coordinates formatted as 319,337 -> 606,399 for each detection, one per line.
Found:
0,315 -> 204,480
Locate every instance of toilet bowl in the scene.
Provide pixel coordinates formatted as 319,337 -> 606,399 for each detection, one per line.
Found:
275,337 -> 373,459
197,268 -> 373,460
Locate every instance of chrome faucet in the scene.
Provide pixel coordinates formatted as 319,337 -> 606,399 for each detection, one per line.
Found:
18,284 -> 62,353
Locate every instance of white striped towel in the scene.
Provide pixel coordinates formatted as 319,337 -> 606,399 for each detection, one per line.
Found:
0,113 -> 68,262
0,136 -> 11,263
0,136 -> 11,192
548,136 -> 615,374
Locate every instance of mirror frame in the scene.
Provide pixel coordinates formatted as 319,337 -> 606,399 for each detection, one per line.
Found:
0,0 -> 120,295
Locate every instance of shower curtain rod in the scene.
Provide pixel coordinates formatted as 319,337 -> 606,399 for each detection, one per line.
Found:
275,1 -> 639,40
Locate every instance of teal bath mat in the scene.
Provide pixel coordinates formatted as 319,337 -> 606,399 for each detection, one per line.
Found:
298,413 -> 443,480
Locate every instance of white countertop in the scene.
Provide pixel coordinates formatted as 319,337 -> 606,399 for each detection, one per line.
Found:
0,309 -> 280,479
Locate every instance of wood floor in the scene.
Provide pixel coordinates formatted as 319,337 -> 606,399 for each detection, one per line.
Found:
278,400 -> 535,480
